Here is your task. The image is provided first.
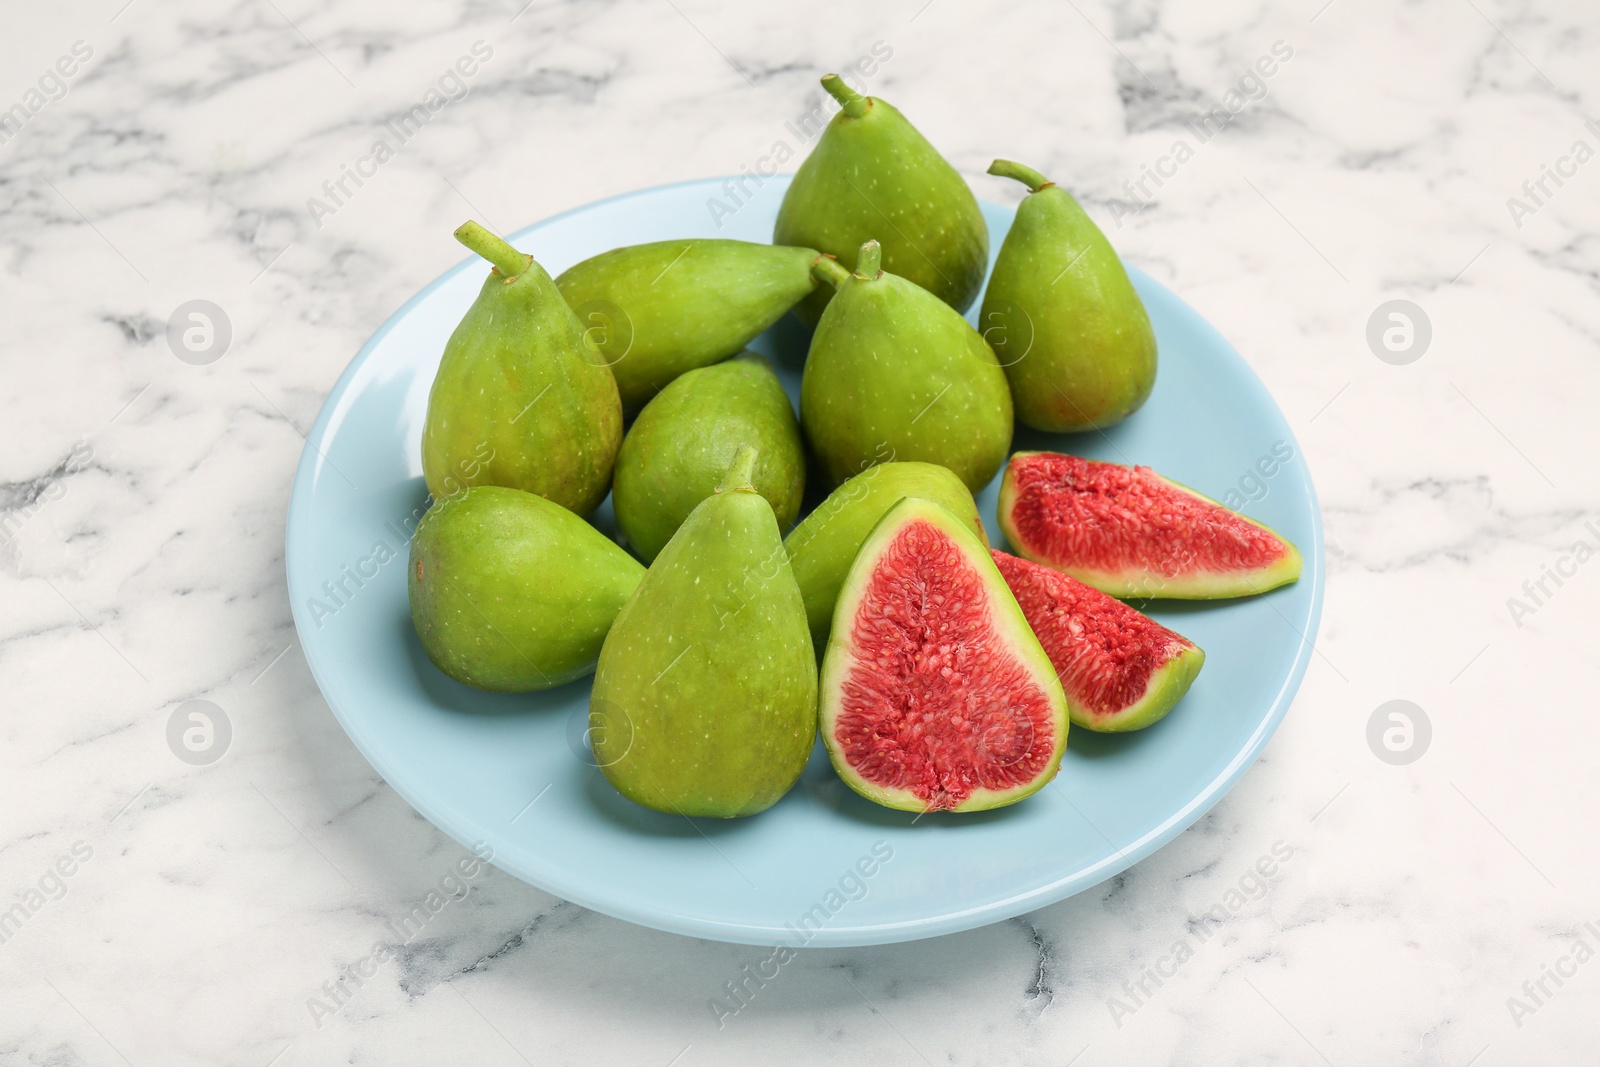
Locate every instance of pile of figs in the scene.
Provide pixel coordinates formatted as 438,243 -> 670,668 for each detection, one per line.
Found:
407,75 -> 1302,818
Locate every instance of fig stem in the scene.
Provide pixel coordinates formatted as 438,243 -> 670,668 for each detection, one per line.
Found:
811,255 -> 853,291
454,220 -> 531,278
717,444 -> 759,493
987,159 -> 1054,193
821,74 -> 869,118
853,240 -> 882,279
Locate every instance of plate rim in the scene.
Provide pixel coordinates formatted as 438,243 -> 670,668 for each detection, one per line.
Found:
286,176 -> 1325,946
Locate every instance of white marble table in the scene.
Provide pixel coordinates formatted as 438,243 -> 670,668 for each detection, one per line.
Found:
3,1 -> 1596,1063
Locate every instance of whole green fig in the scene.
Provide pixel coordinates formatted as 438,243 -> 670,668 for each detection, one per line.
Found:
591,447 -> 816,818
800,240 -> 1012,493
981,160 -> 1157,431
555,239 -> 820,412
775,74 -> 987,323
613,353 -> 804,562
422,221 -> 622,516
408,486 -> 643,691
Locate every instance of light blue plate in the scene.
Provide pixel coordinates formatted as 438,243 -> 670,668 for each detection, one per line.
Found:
286,176 -> 1324,947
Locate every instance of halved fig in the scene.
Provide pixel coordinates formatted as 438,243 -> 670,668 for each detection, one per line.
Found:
819,497 -> 1069,813
999,451 -> 1302,599
993,550 -> 1204,733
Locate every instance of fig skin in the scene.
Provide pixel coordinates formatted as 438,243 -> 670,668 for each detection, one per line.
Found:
980,160 -> 1157,433
591,447 -> 817,818
554,239 -> 821,413
613,353 -> 805,563
775,75 -> 988,325
800,242 -> 1013,494
423,221 -> 622,517
408,486 -> 643,692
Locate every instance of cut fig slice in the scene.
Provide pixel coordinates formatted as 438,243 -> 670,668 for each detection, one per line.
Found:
992,550 -> 1204,733
819,497 -> 1069,813
999,451 -> 1302,599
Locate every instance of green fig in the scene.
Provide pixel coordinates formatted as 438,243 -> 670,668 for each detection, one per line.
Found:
408,486 -> 644,692
981,160 -> 1158,431
613,353 -> 804,562
422,221 -> 622,515
775,74 -> 988,324
801,240 -> 1013,493
785,461 -> 987,649
591,446 -> 816,817
554,239 -> 821,412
